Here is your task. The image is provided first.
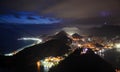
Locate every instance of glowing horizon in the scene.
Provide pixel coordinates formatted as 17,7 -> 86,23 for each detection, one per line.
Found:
0,12 -> 62,24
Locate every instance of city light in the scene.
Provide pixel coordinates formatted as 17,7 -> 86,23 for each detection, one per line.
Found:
37,61 -> 41,72
115,43 -> 120,48
78,44 -> 82,47
81,48 -> 88,54
40,56 -> 64,72
114,43 -> 120,52
62,27 -> 80,35
18,37 -> 42,44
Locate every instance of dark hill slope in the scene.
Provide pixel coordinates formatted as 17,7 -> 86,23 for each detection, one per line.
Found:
49,48 -> 116,72
0,39 -> 71,72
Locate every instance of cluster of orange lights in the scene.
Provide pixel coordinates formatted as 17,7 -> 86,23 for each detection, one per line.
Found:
44,56 -> 63,63
116,69 -> 120,72
71,36 -> 114,52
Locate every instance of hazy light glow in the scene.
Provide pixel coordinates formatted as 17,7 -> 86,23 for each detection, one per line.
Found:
0,14 -> 61,24
4,53 -> 14,56
37,61 -> 41,72
115,43 -> 120,48
62,27 -> 80,35
114,43 -> 120,52
100,11 -> 111,17
78,44 -> 82,47
18,37 -> 42,44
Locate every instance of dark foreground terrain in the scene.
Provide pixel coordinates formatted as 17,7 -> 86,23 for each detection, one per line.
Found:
0,38 -> 71,72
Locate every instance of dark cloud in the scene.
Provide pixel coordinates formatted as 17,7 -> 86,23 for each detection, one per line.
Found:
0,0 -> 120,24
0,0 -> 65,12
43,0 -> 120,19
0,0 -> 42,11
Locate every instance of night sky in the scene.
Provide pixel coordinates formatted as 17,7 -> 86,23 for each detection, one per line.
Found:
0,0 -> 120,25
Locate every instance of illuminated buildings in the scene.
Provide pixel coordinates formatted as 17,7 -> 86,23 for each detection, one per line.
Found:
38,56 -> 64,72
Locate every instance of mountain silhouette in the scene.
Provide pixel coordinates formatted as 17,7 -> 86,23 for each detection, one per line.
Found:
49,48 -> 116,72
52,30 -> 72,45
0,38 -> 71,72
72,33 -> 83,39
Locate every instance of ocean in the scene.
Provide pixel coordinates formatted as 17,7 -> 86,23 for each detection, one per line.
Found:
0,23 -> 62,54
